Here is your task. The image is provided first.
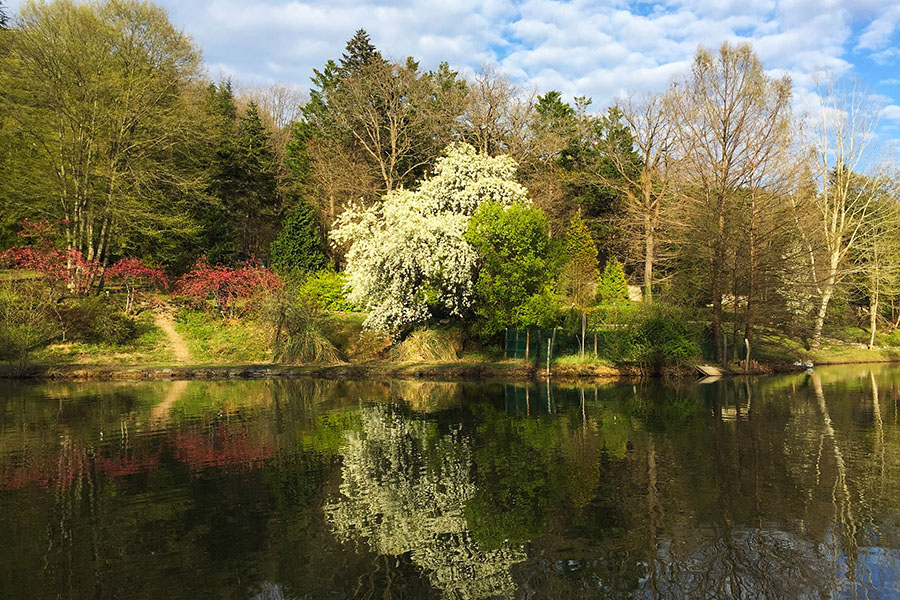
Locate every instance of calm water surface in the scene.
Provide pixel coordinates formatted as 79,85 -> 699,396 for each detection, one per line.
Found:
1,366 -> 899,599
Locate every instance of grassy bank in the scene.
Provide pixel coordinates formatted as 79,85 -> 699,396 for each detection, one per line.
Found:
7,303 -> 900,382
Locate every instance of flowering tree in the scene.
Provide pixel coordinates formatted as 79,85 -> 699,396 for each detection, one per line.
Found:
105,258 -> 169,314
175,259 -> 281,317
0,219 -> 100,296
331,143 -> 528,336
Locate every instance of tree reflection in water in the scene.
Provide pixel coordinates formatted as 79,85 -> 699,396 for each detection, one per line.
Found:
325,404 -> 526,599
2,371 -> 900,599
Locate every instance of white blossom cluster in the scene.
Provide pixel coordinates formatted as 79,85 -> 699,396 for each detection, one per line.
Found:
331,143 -> 529,336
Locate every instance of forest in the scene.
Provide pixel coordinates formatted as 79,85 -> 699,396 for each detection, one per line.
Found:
1,0 -> 899,373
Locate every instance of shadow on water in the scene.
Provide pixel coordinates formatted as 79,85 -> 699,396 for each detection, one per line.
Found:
1,366 -> 900,599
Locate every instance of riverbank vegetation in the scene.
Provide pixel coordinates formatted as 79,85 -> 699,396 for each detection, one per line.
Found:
1,0 -> 899,375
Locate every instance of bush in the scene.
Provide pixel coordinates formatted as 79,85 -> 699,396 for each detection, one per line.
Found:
608,304 -> 700,373
175,259 -> 282,317
0,282 -> 59,367
58,296 -> 137,344
298,270 -> 357,312
390,327 -> 462,363
259,282 -> 341,364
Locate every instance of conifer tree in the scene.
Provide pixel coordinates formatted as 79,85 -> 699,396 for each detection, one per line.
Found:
597,258 -> 629,304
561,211 -> 600,357
269,200 -> 326,275
339,29 -> 383,75
233,101 -> 279,260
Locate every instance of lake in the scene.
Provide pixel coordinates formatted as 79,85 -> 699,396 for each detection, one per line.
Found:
1,366 -> 899,599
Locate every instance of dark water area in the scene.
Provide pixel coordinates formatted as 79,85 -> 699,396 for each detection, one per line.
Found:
1,367 -> 899,599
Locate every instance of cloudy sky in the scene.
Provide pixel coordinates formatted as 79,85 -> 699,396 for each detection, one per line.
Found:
8,0 -> 900,138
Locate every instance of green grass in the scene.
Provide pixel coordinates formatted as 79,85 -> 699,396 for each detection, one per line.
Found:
174,308 -> 272,364
33,311 -> 173,365
554,353 -> 616,367
751,328 -> 900,365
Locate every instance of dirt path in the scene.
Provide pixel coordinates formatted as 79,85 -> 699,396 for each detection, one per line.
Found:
153,311 -> 192,363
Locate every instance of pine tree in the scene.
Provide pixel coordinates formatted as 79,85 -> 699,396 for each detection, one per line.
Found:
339,29 -> 383,75
597,258 -> 629,304
269,200 -> 326,275
562,211 -> 599,308
233,101 -> 279,260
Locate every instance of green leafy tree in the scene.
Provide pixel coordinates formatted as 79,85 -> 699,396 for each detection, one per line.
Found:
597,258 -> 629,305
561,211 -> 600,307
270,200 -> 326,275
561,211 -> 600,356
1,0 -> 205,275
466,201 -> 557,338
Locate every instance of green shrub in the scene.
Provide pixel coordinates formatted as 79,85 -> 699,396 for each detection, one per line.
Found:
299,270 -> 357,312
58,296 -> 137,344
608,303 -> 700,373
0,281 -> 59,366
596,258 -> 629,305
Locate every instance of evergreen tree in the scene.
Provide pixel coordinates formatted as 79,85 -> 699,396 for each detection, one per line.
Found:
269,200 -> 326,275
561,211 -> 600,357
339,29 -> 383,75
233,101 -> 279,260
561,211 -> 600,308
199,81 -> 241,263
0,1 -> 8,29
597,258 -> 629,304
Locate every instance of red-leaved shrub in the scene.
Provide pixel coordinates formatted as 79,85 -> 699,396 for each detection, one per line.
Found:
175,259 -> 281,317
106,258 -> 169,313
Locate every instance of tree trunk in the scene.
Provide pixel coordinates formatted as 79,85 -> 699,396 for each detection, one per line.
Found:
869,291 -> 878,349
811,249 -> 841,350
581,311 -> 586,359
869,244 -> 879,349
712,194 -> 726,363
644,210 -> 654,303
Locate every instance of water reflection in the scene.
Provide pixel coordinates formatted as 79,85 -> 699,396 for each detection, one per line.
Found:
325,405 -> 525,599
0,367 -> 898,599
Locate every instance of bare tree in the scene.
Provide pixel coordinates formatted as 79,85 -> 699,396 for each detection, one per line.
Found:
806,77 -> 892,349
460,64 -> 535,162
609,92 -> 677,303
328,59 -> 465,194
669,43 -> 792,361
237,82 -> 306,130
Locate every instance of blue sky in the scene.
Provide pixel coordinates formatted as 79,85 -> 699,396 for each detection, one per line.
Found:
9,0 -> 900,143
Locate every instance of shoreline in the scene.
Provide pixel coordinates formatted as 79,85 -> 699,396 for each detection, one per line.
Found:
3,356 -> 898,383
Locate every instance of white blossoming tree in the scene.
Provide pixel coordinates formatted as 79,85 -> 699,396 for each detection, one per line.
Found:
331,142 -> 528,337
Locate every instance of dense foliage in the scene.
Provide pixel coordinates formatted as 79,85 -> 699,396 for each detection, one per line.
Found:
269,200 -> 326,275
332,143 -> 528,337
466,201 -> 558,338
1,1 -> 899,369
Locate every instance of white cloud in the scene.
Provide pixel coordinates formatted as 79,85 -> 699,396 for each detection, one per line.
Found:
856,5 -> 900,51
5,0 -> 900,146
883,105 -> 900,121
